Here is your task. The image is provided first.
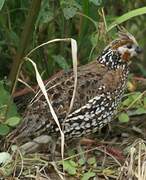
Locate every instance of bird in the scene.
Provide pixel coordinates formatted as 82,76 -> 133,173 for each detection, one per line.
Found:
7,31 -> 142,147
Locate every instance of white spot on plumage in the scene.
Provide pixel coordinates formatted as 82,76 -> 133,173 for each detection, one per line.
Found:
95,109 -> 102,114
85,114 -> 90,119
75,126 -> 80,130
91,114 -> 95,118
98,116 -> 102,121
74,131 -> 81,135
55,128 -> 59,131
92,101 -> 97,105
73,108 -> 81,114
103,114 -> 107,118
86,104 -> 91,109
86,129 -> 91,133
92,120 -> 97,126
78,115 -> 84,120
101,106 -> 105,111
86,123 -> 91,128
95,96 -> 101,100
72,122 -> 79,127
71,117 -> 79,121
101,101 -> 105,105
84,117 -> 89,121
89,98 -> 94,103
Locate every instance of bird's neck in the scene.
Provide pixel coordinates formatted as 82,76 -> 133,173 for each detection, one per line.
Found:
97,48 -> 127,70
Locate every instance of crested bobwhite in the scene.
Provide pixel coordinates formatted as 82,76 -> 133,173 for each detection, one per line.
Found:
8,31 -> 142,145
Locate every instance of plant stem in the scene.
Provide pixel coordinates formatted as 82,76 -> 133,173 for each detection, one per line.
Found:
9,0 -> 42,95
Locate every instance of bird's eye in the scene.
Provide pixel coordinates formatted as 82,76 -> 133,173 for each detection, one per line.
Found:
127,44 -> 132,49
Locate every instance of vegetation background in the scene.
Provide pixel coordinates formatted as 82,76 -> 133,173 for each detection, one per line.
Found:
0,0 -> 146,84
0,0 -> 146,179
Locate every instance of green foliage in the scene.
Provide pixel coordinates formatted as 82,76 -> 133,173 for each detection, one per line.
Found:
0,0 -> 5,10
60,155 -> 98,178
0,81 -> 18,118
5,117 -> 20,127
0,124 -> 10,136
60,0 -> 82,19
89,0 -> 102,6
0,81 -> 20,136
62,160 -> 78,175
118,112 -> 129,123
78,158 -> 86,166
0,0 -> 146,81
0,152 -> 13,176
118,91 -> 146,123
52,55 -> 70,71
81,171 -> 96,180
108,6 -> 146,31
134,107 -> 146,115
87,157 -> 96,165
37,0 -> 54,25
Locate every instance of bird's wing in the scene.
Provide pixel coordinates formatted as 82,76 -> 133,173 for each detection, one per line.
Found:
26,61 -> 108,119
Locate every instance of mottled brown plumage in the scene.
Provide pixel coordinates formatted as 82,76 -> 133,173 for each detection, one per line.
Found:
8,31 -> 142,145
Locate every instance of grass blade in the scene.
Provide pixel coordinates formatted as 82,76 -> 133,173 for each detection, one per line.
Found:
25,57 -> 65,159
25,38 -> 78,161
107,7 -> 146,31
0,0 -> 5,10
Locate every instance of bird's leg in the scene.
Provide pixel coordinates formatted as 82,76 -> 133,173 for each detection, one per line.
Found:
49,137 -> 58,161
76,138 -> 96,161
103,123 -> 112,140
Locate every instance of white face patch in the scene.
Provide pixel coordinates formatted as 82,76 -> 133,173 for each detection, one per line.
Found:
117,45 -> 137,58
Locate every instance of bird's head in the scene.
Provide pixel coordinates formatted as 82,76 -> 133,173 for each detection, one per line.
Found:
98,31 -> 142,69
110,31 -> 142,60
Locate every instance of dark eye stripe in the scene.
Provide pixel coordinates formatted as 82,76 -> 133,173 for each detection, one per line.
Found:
127,44 -> 132,49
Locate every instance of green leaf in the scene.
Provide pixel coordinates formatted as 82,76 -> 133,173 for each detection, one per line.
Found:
81,171 -> 96,180
5,116 -> 21,127
87,157 -> 96,165
137,64 -> 146,77
122,97 -> 133,106
144,97 -> 146,107
122,92 -> 141,107
90,33 -> 98,47
78,158 -> 86,166
68,167 -> 76,175
61,0 -> 81,19
131,92 -> 141,100
0,0 -> 5,10
89,0 -> 102,6
0,81 -> 18,119
36,0 -> 53,25
63,7 -> 78,19
63,160 -> 77,175
0,124 -> 10,136
134,107 -> 146,115
0,152 -> 11,164
8,31 -> 20,47
118,112 -> 129,123
69,160 -> 78,167
53,55 -> 70,71
108,7 -> 146,31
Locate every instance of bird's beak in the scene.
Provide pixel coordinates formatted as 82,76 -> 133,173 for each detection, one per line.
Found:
135,46 -> 143,54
